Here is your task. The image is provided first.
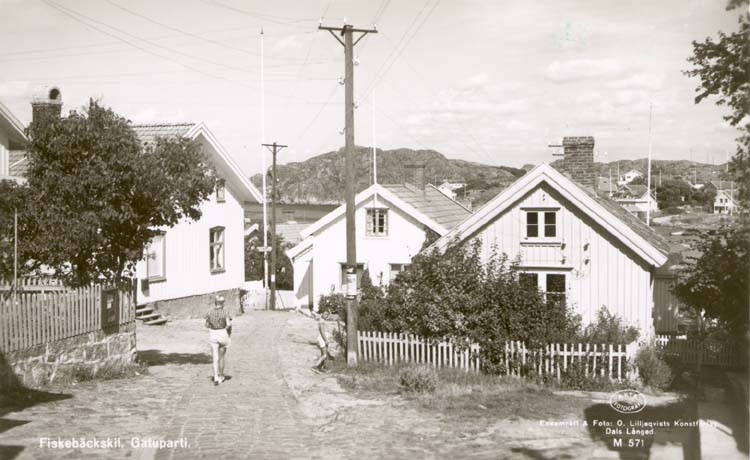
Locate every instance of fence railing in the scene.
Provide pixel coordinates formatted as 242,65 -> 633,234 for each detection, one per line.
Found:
0,276 -> 66,292
655,334 -> 743,367
0,282 -> 136,353
358,331 -> 481,372
357,331 -> 630,381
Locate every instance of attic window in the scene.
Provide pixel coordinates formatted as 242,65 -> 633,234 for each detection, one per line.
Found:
216,179 -> 226,203
366,208 -> 388,237
525,210 -> 557,239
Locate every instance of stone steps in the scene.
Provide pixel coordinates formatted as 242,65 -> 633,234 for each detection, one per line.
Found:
136,305 -> 168,326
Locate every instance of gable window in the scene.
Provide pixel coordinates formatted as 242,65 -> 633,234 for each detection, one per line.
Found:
145,233 -> 166,281
519,273 -> 538,291
209,226 -> 225,273
216,179 -> 226,203
366,208 -> 388,236
525,210 -> 557,239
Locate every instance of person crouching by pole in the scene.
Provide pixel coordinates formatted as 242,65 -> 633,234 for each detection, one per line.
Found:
205,295 -> 231,385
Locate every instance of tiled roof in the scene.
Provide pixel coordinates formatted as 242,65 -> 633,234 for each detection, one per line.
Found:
576,181 -> 671,256
380,184 -> 472,230
130,123 -> 195,145
276,222 -> 308,245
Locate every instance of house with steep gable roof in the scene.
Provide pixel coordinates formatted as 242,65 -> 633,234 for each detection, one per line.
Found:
612,184 -> 658,219
132,123 -> 263,318
428,137 -> 669,336
0,99 -> 29,182
286,177 -> 472,310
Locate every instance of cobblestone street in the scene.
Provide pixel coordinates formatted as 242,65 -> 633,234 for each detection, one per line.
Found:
1,310 -> 743,459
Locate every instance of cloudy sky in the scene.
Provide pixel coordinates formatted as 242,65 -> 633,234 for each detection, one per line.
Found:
0,0 -> 741,175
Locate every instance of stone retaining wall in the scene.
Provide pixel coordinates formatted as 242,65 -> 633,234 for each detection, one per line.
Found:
1,322 -> 136,389
149,288 -> 242,319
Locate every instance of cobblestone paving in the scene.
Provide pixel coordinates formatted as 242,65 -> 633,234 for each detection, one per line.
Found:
1,310 -> 740,459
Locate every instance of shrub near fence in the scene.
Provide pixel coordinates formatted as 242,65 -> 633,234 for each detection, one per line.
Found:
357,331 -> 630,382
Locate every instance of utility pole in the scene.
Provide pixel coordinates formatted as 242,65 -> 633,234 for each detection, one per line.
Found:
263,142 -> 287,311
320,22 -> 377,367
646,102 -> 653,226
260,28 -> 269,309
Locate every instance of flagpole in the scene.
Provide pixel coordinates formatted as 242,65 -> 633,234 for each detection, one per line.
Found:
261,28 -> 269,308
646,102 -> 653,226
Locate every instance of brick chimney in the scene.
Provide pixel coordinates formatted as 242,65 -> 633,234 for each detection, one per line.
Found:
561,136 -> 595,189
31,87 -> 63,126
404,163 -> 426,192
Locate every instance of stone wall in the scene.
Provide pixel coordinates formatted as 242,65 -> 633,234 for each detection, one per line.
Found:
149,288 -> 242,319
0,322 -> 136,390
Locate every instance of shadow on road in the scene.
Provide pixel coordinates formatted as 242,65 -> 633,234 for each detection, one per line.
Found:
1,352 -> 72,460
137,349 -> 212,366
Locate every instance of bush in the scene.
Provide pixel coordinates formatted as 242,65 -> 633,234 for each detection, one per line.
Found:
580,307 -> 640,344
635,345 -> 673,390
399,365 -> 438,393
317,293 -> 346,317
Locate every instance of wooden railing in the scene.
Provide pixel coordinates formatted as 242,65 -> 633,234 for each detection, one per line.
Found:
357,331 -> 630,381
0,282 -> 136,353
655,334 -> 743,368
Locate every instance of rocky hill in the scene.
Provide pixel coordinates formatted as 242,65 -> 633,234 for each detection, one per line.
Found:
250,147 -> 525,205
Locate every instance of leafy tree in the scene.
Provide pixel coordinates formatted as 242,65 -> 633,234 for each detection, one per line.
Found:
655,179 -> 692,209
684,0 -> 750,208
673,225 -> 749,339
18,100 -> 216,286
244,228 -> 293,290
0,180 -> 37,280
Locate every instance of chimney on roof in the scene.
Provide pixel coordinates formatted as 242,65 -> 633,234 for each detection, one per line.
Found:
404,163 -> 426,192
561,136 -> 595,189
31,87 -> 63,126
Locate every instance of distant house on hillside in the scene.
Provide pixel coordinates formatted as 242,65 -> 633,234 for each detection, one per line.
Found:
132,123 -> 263,319
437,181 -> 466,201
617,169 -> 643,186
713,188 -> 738,215
612,184 -> 658,220
0,98 -> 30,182
286,173 -> 471,310
428,137 -> 669,336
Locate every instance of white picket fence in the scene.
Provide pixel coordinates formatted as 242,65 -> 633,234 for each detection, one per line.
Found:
655,334 -> 742,367
357,331 -> 629,381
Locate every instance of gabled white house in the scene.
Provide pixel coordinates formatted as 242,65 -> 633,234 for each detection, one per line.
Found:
0,99 -> 29,183
429,138 -> 669,336
286,182 -> 471,310
133,123 -> 263,318
617,169 -> 643,186
612,184 -> 658,218
713,188 -> 738,215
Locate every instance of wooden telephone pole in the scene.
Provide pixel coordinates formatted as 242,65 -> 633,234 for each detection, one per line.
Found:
320,22 -> 377,366
262,142 -> 287,310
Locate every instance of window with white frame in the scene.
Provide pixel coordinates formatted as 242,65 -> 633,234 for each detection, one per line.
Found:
145,233 -> 166,281
216,179 -> 226,203
209,226 -> 225,273
366,208 -> 388,236
389,263 -> 409,282
518,272 -> 566,304
525,210 -> 557,239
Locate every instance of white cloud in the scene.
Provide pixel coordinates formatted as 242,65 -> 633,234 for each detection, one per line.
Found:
0,81 -> 32,98
545,59 -> 628,82
128,107 -> 187,124
607,73 -> 664,91
461,73 -> 490,89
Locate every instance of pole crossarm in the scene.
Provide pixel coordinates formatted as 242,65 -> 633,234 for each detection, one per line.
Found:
319,25 -> 377,47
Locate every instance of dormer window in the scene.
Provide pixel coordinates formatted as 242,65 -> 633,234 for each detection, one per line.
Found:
216,179 -> 226,203
366,208 -> 388,237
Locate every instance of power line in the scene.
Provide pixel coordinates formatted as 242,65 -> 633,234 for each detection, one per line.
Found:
200,0 -> 318,25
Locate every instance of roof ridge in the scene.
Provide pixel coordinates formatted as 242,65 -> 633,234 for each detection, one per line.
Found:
130,122 -> 195,127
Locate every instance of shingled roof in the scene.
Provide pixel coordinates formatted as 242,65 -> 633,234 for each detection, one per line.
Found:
380,184 -> 472,230
130,123 -> 195,145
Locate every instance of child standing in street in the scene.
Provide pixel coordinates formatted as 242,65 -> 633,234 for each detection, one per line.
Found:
311,312 -> 334,373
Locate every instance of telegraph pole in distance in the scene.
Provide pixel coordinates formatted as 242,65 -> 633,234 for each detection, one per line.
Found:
320,22 -> 377,367
263,142 -> 287,310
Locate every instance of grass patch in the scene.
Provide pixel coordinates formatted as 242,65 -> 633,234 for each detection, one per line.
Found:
329,361 -> 590,422
54,360 -> 148,385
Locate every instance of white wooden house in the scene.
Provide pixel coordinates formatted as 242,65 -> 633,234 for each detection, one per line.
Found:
612,184 -> 658,219
0,99 -> 29,182
617,169 -> 643,186
713,188 -> 738,215
132,123 -> 263,318
286,182 -> 471,310
429,138 -> 670,336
